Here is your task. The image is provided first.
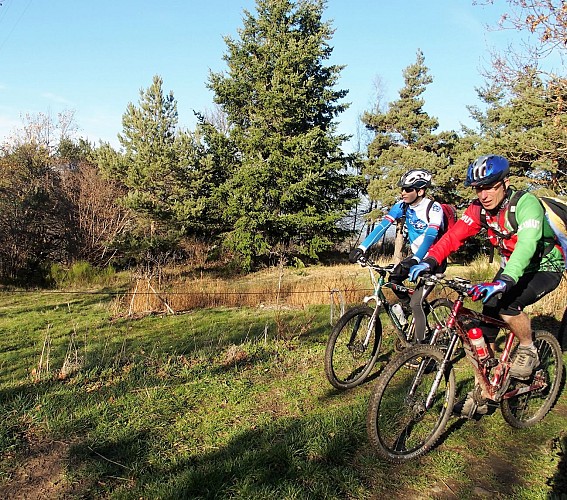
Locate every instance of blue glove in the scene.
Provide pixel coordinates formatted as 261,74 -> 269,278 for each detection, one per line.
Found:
468,279 -> 508,303
408,261 -> 430,282
400,256 -> 419,270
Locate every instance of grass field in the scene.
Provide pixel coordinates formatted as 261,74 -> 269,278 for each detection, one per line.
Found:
0,260 -> 566,498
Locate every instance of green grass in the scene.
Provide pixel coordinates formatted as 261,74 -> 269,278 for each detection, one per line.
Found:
0,267 -> 566,499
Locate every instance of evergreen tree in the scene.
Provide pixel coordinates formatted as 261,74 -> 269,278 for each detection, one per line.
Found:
467,69 -> 566,195
116,75 -> 180,222
470,1 -> 566,195
96,76 -> 230,267
361,50 -> 461,251
207,0 -> 357,270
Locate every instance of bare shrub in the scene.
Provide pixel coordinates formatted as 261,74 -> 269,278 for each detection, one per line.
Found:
61,162 -> 133,266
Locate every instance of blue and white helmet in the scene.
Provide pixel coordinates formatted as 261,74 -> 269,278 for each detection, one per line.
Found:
465,155 -> 510,187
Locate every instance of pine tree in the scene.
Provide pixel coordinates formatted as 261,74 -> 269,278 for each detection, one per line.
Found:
96,75 -> 231,267
467,69 -> 567,195
117,75 -> 180,222
469,0 -> 567,195
360,50 -> 460,257
207,0 -> 357,270
362,50 -> 452,211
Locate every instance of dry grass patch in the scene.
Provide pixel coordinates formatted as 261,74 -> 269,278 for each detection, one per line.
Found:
119,264 -> 368,315
115,257 -> 567,323
526,274 -> 566,319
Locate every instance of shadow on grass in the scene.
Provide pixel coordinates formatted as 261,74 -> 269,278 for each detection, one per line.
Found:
66,405 -> 374,498
548,432 -> 567,495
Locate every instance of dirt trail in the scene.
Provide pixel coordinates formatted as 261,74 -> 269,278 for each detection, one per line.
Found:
0,440 -> 73,500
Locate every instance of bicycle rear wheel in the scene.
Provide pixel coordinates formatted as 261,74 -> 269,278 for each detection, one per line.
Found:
366,345 -> 455,462
324,305 -> 382,390
394,298 -> 453,351
427,298 -> 453,348
501,330 -> 564,428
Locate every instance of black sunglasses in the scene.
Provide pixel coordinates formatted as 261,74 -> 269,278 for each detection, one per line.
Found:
401,187 -> 416,193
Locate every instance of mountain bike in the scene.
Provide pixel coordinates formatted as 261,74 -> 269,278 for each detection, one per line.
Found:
366,274 -> 564,462
324,260 -> 453,390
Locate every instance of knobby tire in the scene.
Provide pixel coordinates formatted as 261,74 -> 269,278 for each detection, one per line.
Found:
501,330 -> 564,428
427,298 -> 453,348
324,305 -> 382,390
366,345 -> 456,462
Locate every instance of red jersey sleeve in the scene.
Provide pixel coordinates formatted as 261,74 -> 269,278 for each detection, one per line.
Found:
427,201 -> 483,264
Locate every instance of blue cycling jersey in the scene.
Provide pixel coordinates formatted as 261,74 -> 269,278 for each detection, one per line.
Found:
358,198 -> 443,260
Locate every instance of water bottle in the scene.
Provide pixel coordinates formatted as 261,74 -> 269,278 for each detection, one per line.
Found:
467,327 -> 490,360
392,303 -> 407,326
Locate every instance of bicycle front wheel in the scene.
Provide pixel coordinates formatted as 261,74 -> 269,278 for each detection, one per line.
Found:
501,330 -> 564,428
395,298 -> 453,351
366,345 -> 456,462
324,305 -> 382,390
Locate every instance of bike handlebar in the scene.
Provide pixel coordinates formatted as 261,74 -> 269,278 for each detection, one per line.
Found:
422,273 -> 472,294
358,259 -> 500,304
356,258 -> 396,275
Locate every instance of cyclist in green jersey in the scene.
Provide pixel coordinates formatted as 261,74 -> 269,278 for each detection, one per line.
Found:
410,155 -> 564,415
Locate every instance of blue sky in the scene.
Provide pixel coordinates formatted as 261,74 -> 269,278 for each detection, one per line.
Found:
0,0 -> 528,152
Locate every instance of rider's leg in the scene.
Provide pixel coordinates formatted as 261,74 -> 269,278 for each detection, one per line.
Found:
498,271 -> 562,379
466,269 -> 561,401
389,264 -> 411,309
481,269 -> 562,347
501,311 -> 532,346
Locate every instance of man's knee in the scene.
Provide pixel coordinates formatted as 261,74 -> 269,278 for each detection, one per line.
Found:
501,311 -> 529,328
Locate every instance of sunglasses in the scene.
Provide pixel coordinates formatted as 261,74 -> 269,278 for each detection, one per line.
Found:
401,187 -> 416,193
474,181 -> 504,193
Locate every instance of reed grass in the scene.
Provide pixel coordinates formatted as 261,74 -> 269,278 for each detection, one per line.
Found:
118,256 -> 567,323
120,265 -> 367,315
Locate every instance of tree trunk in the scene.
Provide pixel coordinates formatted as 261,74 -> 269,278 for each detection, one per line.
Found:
393,223 -> 405,264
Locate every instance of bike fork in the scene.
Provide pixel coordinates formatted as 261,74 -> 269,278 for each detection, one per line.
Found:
361,310 -> 378,349
424,335 -> 459,408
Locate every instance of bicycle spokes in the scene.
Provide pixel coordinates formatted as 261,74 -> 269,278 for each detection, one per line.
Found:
367,346 -> 456,461
500,331 -> 563,428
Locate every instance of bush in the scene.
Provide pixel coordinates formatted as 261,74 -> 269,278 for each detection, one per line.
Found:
48,261 -> 117,288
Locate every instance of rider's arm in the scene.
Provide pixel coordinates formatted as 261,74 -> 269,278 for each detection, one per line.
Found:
357,202 -> 403,252
413,202 -> 443,261
426,202 -> 483,265
500,193 -> 545,283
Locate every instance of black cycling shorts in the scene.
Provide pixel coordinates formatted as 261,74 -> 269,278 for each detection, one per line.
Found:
480,269 -> 562,343
488,269 -> 563,316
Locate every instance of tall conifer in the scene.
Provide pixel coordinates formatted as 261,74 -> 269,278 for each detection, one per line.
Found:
208,0 -> 357,269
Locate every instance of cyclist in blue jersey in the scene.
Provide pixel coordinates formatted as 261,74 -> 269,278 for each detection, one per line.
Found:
349,169 -> 445,319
